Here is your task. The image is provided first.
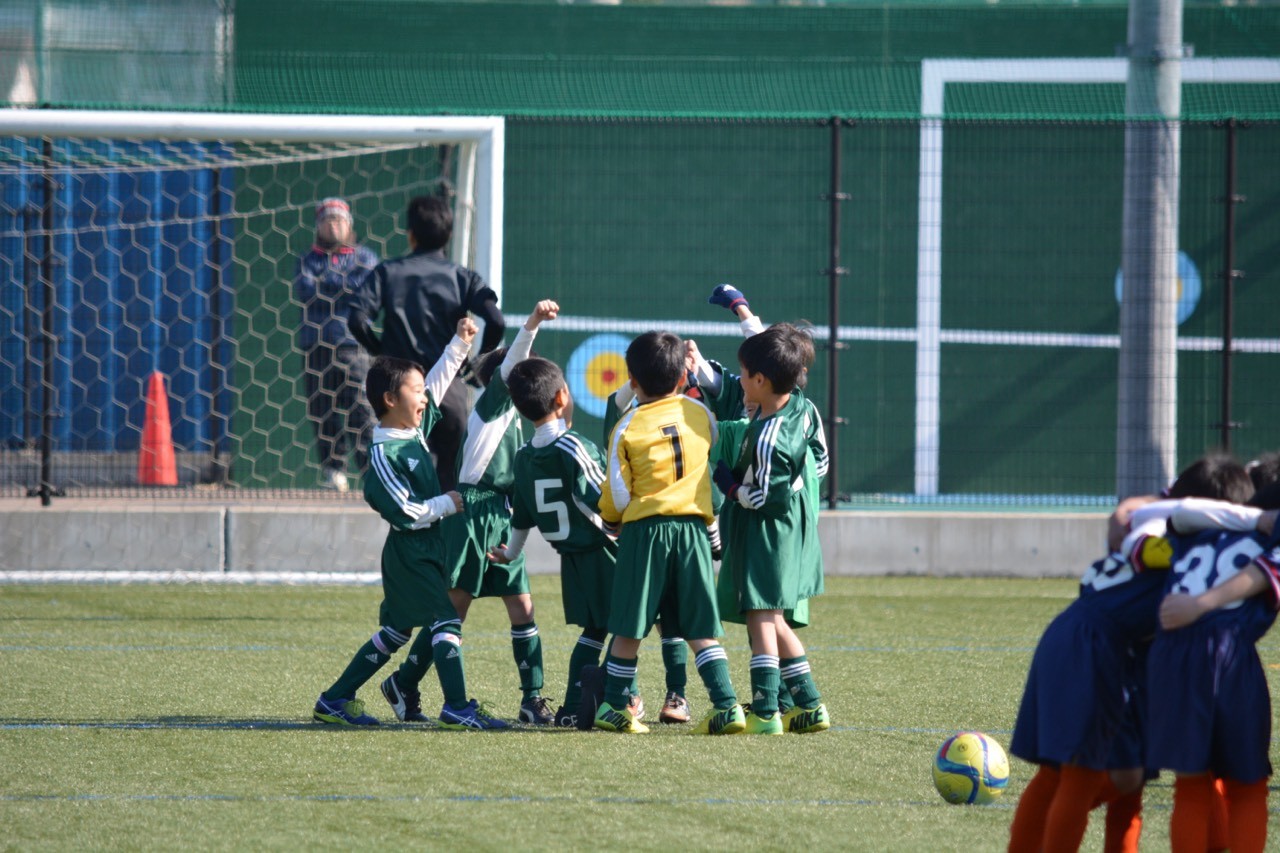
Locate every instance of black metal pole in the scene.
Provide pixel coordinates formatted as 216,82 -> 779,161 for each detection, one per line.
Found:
824,118 -> 851,510
37,137 -> 56,505
208,165 -> 230,485
1218,118 -> 1244,452
22,204 -> 37,450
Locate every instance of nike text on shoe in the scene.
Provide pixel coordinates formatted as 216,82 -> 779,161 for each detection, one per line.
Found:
593,700 -> 649,734
438,699 -> 511,730
692,704 -> 746,735
743,709 -> 784,735
313,695 -> 379,726
782,703 -> 831,734
659,691 -> 691,724
519,695 -> 556,726
380,673 -> 432,723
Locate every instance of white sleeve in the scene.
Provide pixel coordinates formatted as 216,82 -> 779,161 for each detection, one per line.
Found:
693,354 -> 720,394
741,316 -> 765,338
613,381 -> 635,412
1171,498 -> 1262,533
495,527 -> 531,561
408,493 -> 462,530
1126,499 -> 1181,530
424,335 -> 471,406
499,324 -> 537,381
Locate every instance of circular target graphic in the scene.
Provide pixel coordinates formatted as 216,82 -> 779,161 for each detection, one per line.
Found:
1114,251 -> 1202,325
566,333 -> 631,419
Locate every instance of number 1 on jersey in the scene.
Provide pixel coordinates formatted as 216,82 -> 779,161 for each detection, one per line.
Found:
661,424 -> 685,480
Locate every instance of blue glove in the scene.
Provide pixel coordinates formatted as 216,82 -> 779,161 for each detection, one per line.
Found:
708,283 -> 749,313
712,460 -> 740,501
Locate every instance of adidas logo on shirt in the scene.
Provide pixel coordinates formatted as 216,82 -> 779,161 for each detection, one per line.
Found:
407,458 -> 419,472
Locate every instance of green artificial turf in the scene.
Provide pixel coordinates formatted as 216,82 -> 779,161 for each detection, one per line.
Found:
2,577 -> 1275,850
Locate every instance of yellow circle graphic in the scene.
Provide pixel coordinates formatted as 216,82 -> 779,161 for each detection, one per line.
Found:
585,351 -> 628,400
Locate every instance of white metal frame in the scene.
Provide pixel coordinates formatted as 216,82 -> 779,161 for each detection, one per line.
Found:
913,58 -> 1280,496
0,109 -> 506,299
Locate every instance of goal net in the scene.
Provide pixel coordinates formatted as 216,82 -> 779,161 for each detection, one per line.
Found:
0,111 -> 504,498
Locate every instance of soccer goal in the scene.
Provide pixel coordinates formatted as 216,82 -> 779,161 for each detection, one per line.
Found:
0,110 -> 504,496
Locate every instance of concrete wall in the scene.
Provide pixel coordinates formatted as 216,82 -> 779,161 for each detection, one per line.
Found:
0,501 -> 1105,578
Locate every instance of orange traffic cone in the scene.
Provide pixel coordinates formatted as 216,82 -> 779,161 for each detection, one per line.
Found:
138,370 -> 178,486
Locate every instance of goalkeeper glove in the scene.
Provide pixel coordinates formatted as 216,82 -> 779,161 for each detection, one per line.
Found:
708,283 -> 749,313
712,460 -> 740,502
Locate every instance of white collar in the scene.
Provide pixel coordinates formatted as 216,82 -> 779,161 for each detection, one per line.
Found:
373,425 -> 418,443
531,419 -> 568,448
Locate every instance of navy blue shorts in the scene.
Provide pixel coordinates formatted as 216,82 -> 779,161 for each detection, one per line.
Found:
1146,620 -> 1273,783
1011,603 -> 1134,769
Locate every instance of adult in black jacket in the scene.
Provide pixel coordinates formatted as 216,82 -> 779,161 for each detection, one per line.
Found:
347,195 -> 505,489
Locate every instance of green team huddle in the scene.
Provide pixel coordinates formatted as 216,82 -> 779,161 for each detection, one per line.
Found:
313,285 -> 832,736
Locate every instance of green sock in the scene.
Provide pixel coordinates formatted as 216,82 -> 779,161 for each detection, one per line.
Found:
433,631 -> 468,709
749,654 -> 781,717
777,680 -> 796,713
603,652 -> 637,709
325,632 -> 397,700
397,630 -> 435,690
563,632 -> 606,714
661,636 -> 688,697
693,644 -> 736,710
780,655 -> 821,708
511,622 -> 543,701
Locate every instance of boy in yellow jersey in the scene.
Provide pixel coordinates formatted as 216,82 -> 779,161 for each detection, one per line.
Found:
595,330 -> 745,735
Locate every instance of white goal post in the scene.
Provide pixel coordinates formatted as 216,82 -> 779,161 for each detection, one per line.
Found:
0,110 -> 506,297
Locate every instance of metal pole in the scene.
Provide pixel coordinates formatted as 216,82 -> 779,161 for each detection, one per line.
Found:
208,165 -> 230,485
37,137 -> 56,505
1217,119 -> 1243,452
824,118 -> 851,510
1117,0 -> 1183,498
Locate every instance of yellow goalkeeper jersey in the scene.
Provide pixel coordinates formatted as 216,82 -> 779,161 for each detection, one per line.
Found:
600,393 -> 717,526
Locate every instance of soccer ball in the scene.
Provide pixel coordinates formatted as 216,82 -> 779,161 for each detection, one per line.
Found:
932,731 -> 1010,805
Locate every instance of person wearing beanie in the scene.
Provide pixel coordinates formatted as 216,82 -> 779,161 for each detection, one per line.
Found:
347,194 -> 506,491
293,197 -> 380,492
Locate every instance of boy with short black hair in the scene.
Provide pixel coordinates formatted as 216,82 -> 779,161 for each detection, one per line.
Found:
390,300 -> 559,726
489,355 -> 618,728
312,317 -> 508,730
595,330 -> 745,735
711,322 -> 829,735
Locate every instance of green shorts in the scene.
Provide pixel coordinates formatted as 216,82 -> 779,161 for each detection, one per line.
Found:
716,564 -> 811,628
608,515 -> 722,641
559,545 -> 616,631
377,529 -> 459,630
446,486 -> 529,598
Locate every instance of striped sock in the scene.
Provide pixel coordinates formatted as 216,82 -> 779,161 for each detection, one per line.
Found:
604,653 -> 638,710
510,621 -> 543,700
661,636 -> 688,697
780,655 -> 821,708
749,654 -> 781,717
694,644 -> 737,710
563,633 -> 606,714
397,628 -> 435,689
326,626 -> 409,699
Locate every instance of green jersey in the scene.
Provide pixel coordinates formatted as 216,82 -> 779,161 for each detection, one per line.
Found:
510,425 -> 617,557
364,413 -> 444,531
455,370 -> 523,493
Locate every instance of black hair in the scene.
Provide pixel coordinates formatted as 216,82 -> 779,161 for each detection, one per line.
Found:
406,195 -> 453,252
1166,452 -> 1254,505
625,330 -> 685,398
366,355 -> 425,418
1246,452 -> 1280,492
738,323 -> 806,396
472,347 -> 508,388
507,357 -> 566,422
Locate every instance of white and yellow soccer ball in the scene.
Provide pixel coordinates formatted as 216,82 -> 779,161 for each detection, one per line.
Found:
932,731 -> 1010,805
